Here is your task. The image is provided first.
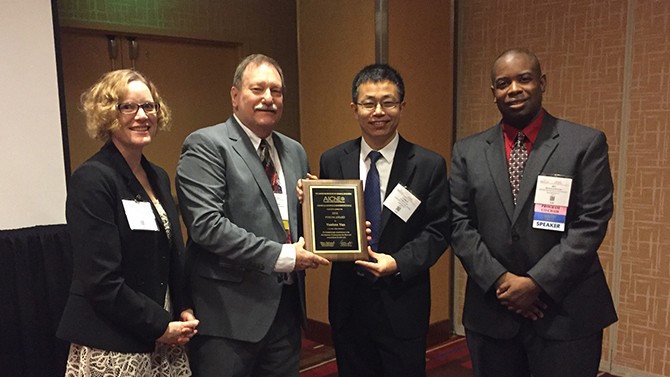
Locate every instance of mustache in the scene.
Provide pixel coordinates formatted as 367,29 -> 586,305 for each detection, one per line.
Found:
254,103 -> 278,111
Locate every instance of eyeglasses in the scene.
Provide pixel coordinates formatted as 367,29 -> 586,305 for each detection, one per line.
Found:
355,100 -> 400,112
117,102 -> 160,115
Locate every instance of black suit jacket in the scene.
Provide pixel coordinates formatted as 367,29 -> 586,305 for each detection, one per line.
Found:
320,136 -> 450,339
57,142 -> 188,353
450,112 -> 618,341
176,117 -> 309,342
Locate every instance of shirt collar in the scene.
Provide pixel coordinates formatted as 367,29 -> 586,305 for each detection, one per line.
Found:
360,132 -> 399,163
234,114 -> 275,154
502,108 -> 545,146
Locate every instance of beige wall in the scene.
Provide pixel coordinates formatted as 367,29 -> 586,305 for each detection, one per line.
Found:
297,0 -> 376,324
454,0 -> 670,375
387,0 -> 455,327
298,0 -> 455,326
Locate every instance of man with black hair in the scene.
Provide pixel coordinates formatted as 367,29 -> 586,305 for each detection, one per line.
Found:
318,63 -> 450,377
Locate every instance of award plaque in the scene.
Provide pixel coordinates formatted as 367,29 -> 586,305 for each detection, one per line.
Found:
302,179 -> 368,261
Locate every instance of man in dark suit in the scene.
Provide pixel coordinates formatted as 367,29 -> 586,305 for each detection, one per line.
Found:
450,48 -> 618,377
176,54 -> 329,377
318,64 -> 450,377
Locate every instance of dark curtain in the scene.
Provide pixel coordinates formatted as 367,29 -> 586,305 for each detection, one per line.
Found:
0,225 -> 71,377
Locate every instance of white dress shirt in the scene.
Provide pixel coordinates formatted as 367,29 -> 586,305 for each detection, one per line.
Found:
235,114 -> 296,274
359,132 -> 400,208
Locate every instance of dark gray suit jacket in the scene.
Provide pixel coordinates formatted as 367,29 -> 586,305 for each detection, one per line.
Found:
450,112 -> 617,341
176,117 -> 309,342
320,136 -> 450,339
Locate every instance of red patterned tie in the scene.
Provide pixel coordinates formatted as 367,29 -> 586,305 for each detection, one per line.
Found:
259,139 -> 291,283
259,139 -> 291,245
509,132 -> 528,206
259,139 -> 282,194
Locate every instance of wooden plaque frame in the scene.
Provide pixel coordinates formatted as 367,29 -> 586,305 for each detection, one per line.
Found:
302,179 -> 367,261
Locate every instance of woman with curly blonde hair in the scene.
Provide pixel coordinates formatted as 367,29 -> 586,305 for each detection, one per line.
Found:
57,69 -> 198,376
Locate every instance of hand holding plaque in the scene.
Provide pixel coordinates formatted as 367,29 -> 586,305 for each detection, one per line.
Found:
301,179 -> 368,261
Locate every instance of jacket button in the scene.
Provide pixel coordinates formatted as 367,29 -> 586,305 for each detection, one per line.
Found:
512,234 -> 520,241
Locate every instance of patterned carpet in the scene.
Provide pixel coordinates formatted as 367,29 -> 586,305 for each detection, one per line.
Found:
299,336 -> 619,377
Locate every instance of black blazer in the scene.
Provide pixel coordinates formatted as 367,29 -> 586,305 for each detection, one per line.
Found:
57,142 -> 188,353
450,112 -> 617,341
320,136 -> 450,339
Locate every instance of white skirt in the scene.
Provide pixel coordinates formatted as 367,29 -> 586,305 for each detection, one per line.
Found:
64,342 -> 190,377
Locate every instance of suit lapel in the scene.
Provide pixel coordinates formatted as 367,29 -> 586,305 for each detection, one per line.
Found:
102,142 -> 146,200
336,137 -> 417,236
103,143 -> 176,237
338,139 -> 361,180
380,137 -> 416,235
485,126 -> 515,221
228,119 -> 283,226
512,115 -> 559,223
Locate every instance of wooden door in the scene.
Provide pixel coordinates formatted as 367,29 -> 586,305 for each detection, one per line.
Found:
59,29 -> 240,186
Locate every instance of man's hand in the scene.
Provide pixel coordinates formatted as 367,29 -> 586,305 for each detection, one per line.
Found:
293,236 -> 330,270
495,272 -> 547,320
365,220 -> 372,241
354,247 -> 398,278
296,173 -> 318,204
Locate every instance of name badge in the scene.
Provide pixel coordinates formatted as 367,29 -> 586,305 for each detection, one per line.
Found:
532,175 -> 572,231
383,183 -> 421,222
274,193 -> 290,231
122,199 -> 159,231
